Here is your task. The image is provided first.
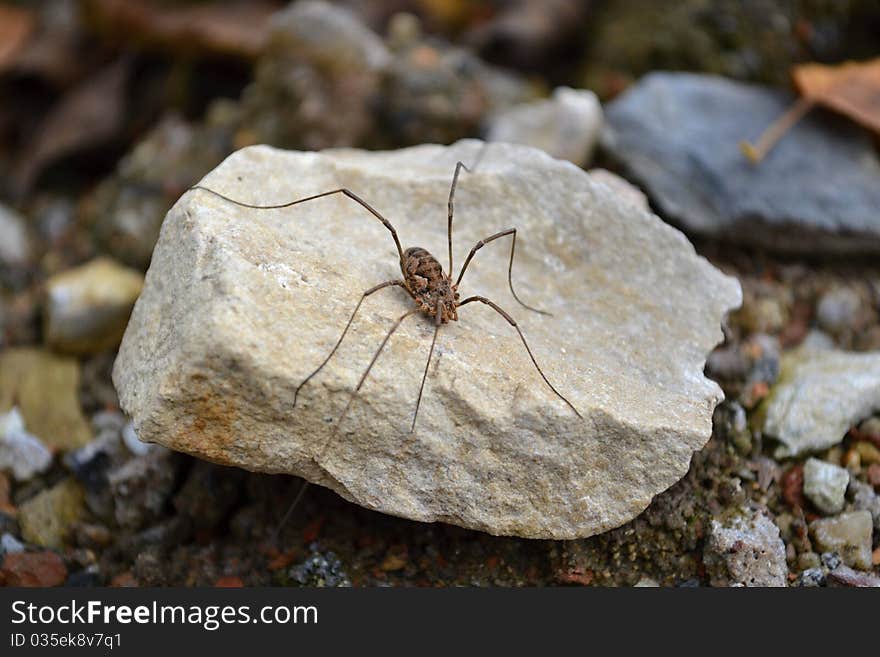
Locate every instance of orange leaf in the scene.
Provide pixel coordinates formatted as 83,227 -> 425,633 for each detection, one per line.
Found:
792,58 -> 880,135
741,57 -> 880,164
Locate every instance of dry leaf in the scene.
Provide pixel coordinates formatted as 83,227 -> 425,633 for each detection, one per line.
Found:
793,58 -> 880,134
0,4 -> 37,73
85,0 -> 278,59
741,57 -> 880,164
13,59 -> 129,194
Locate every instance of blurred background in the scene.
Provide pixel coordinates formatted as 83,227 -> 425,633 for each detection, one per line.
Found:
1,0 -> 879,587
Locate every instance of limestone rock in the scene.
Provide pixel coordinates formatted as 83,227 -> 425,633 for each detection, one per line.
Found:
704,508 -> 788,587
603,72 -> 880,255
586,169 -> 649,212
487,87 -> 602,167
0,348 -> 91,450
44,257 -> 144,355
113,140 -> 741,539
762,346 -> 880,458
803,458 -> 849,515
810,511 -> 874,571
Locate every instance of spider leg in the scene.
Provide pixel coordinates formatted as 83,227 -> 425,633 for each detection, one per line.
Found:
275,306 -> 421,536
294,279 -> 408,407
447,161 -> 471,274
458,295 -> 581,418
411,305 -> 442,433
456,229 -> 552,316
187,185 -> 406,264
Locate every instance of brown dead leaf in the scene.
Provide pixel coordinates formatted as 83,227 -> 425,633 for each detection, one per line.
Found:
85,0 -> 278,59
0,4 -> 37,73
793,58 -> 880,134
13,58 -> 129,194
741,57 -> 880,164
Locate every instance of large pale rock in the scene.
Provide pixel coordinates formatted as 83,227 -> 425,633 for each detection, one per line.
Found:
113,140 -> 741,538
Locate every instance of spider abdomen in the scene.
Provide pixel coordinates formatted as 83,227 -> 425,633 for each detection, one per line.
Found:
403,246 -> 458,321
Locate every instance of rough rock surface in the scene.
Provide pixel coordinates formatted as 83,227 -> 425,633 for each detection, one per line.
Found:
704,508 -> 788,587
114,140 -> 741,538
586,169 -> 649,212
487,87 -> 602,167
603,72 -> 880,255
803,458 -> 849,515
762,346 -> 880,458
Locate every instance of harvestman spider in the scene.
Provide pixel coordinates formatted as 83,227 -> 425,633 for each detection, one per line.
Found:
188,154 -> 581,523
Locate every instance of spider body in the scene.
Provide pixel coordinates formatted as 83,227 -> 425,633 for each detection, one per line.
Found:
403,246 -> 459,323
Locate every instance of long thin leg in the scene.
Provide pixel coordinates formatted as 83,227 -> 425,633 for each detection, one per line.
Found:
188,185 -> 406,263
447,161 -> 470,274
458,295 -> 581,418
327,307 -> 422,449
294,279 -> 407,407
411,305 -> 442,432
275,307 -> 421,535
456,229 -> 551,316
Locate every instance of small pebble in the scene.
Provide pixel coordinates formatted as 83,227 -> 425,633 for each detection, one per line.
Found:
0,551 -> 67,587
811,511 -> 874,570
796,551 -> 820,571
122,422 -> 151,456
1,532 -> 25,555
44,257 -> 144,355
0,407 -> 53,481
18,478 -> 86,549
795,568 -> 825,587
816,287 -> 862,335
855,441 -> 880,465
803,458 -> 849,514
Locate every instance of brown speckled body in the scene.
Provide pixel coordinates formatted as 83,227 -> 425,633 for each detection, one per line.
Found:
403,247 -> 459,323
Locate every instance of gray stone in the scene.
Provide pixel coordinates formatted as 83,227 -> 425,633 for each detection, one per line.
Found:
44,257 -> 144,355
816,287 -> 862,336
762,346 -> 880,458
603,72 -> 880,255
810,511 -> 874,570
848,479 -> 880,532
270,0 -> 390,72
487,87 -> 603,167
803,458 -> 849,515
0,204 -> 30,267
0,533 -> 25,555
0,408 -> 52,481
704,508 -> 788,587
113,140 -> 742,539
